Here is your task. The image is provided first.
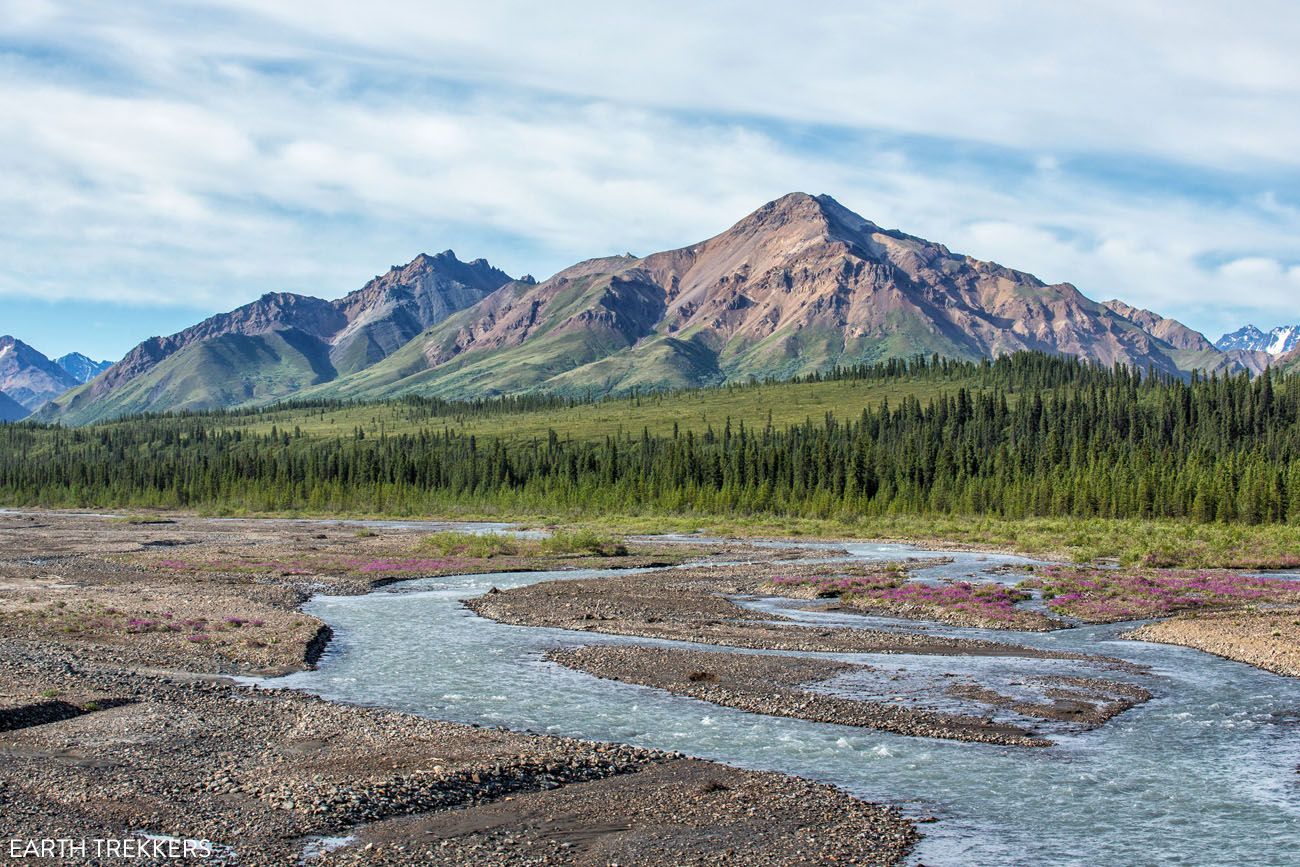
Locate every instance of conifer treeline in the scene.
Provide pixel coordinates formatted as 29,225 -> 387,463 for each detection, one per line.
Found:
3,352 -> 1298,523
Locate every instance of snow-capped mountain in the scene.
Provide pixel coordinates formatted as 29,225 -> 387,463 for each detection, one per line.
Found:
55,352 -> 113,384
1216,325 -> 1300,356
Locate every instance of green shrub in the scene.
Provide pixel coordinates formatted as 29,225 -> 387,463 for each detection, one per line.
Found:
540,529 -> 627,557
420,531 -> 522,558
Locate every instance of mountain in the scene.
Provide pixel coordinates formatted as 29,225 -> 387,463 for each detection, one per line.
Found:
298,193 -> 1253,403
1101,300 -> 1216,352
42,193 -> 1278,423
1216,324 -> 1300,356
1102,301 -> 1271,375
55,352 -> 113,384
0,336 -> 80,412
42,251 -> 514,424
0,391 -> 29,422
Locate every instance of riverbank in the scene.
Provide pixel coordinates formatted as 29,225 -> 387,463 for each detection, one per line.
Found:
1127,608 -> 1300,677
0,510 -> 920,865
547,645 -> 1055,746
13,506 -> 1300,569
465,561 -> 1117,661
0,639 -> 916,866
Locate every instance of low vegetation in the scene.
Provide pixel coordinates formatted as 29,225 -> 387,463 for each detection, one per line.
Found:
420,529 -> 627,559
1022,567 -> 1300,623
764,571 -> 1048,630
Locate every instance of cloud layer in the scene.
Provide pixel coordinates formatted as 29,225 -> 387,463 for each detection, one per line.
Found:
2,1 -> 1298,357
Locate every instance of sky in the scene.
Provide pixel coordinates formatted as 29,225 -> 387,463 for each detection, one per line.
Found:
2,1 -> 1299,362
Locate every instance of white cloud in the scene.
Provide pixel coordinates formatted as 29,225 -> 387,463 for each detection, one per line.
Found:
207,0 -> 1300,169
0,1 -> 1298,350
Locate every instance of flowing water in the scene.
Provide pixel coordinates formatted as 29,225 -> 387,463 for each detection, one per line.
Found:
257,538 -> 1300,866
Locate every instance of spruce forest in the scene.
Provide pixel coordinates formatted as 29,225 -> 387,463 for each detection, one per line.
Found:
3,352 -> 1298,525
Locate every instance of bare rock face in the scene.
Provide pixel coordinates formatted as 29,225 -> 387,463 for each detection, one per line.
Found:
0,336 -> 80,411
1104,300 -> 1271,375
330,251 -> 514,374
1101,300 -> 1217,353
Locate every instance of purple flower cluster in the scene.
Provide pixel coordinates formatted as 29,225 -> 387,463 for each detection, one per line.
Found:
1026,567 -> 1300,622
866,581 -> 1032,623
770,573 -> 1033,624
770,573 -> 902,596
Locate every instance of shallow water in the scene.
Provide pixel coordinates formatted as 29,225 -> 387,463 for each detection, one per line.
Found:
257,544 -> 1300,866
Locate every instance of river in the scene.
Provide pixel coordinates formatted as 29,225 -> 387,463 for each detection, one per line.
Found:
256,538 -> 1300,866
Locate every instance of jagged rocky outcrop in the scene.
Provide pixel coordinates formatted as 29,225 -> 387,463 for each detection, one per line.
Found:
1103,301 -> 1271,376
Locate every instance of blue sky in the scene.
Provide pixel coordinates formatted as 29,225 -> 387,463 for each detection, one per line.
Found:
2,1 -> 1299,361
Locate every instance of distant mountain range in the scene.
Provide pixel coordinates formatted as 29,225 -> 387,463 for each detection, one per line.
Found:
0,338 -> 112,420
0,336 -> 80,418
11,193 -> 1297,426
55,352 -> 113,384
1216,324 -> 1300,356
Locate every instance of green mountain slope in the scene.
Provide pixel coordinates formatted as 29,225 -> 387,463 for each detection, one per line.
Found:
53,331 -> 339,423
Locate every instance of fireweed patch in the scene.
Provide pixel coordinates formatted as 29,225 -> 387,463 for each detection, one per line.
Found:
767,573 -> 1046,628
1021,567 -> 1300,622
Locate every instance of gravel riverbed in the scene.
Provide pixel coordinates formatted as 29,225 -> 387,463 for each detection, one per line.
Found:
0,511 -> 919,865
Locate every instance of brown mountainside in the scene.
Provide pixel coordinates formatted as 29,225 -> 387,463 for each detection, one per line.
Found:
314,193 -> 1248,402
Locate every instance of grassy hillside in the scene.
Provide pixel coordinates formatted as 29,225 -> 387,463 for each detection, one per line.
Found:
190,372 -> 972,443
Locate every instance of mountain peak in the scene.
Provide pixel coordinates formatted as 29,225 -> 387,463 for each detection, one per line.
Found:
408,250 -> 460,266
1217,324 -> 1300,356
55,352 -> 113,384
747,191 -> 830,222
727,193 -> 883,247
0,335 -> 79,412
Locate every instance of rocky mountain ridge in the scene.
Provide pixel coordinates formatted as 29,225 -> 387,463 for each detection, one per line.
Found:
42,251 -> 514,424
36,193 -> 1292,424
299,193 -> 1270,404
1217,324 -> 1300,356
